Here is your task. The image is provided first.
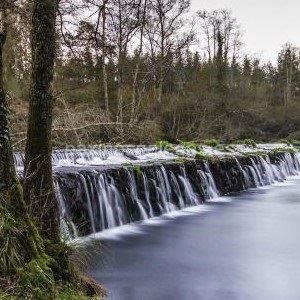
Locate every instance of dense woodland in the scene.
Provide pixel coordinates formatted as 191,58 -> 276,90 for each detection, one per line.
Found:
4,0 -> 300,146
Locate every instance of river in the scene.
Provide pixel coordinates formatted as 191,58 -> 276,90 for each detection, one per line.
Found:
88,177 -> 300,300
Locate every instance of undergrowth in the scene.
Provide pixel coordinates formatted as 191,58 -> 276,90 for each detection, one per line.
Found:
203,139 -> 219,147
155,140 -> 174,151
0,186 -> 106,299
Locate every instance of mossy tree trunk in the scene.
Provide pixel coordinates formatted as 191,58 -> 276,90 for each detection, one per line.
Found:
0,4 -> 103,297
0,3 -> 29,221
23,0 -> 60,242
0,14 -> 15,194
0,6 -> 43,278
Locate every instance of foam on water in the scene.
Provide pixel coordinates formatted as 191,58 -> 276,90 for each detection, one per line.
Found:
75,203 -> 212,242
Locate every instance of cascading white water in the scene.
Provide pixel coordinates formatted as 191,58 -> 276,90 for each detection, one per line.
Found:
54,179 -> 78,240
197,162 -> 219,199
235,158 -> 252,189
79,173 -> 97,233
179,167 -> 199,206
13,146 -> 172,170
22,149 -> 300,238
142,173 -> 154,217
170,171 -> 185,209
155,166 -> 176,213
126,169 -> 148,220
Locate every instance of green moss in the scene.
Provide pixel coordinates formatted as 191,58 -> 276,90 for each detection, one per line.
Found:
175,157 -> 189,164
279,139 -> 292,145
243,139 -> 257,148
0,186 -> 104,299
277,139 -> 300,150
290,140 -> 300,148
57,285 -> 98,299
18,254 -> 55,299
133,165 -> 143,178
272,148 -> 296,154
242,151 -> 268,157
179,140 -> 203,152
219,155 -> 235,162
203,139 -> 219,148
195,151 -> 208,161
155,140 -> 174,151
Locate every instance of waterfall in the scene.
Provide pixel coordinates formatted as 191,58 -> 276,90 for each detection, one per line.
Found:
197,162 -> 219,199
235,158 -> 252,189
14,148 -> 300,238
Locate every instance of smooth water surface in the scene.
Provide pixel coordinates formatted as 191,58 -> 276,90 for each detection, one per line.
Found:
88,178 -> 300,300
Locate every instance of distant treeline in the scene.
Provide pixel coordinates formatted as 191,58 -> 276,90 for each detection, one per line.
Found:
4,1 -> 300,145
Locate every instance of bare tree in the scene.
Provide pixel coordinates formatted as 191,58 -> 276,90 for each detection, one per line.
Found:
145,0 -> 193,104
130,0 -> 148,122
109,0 -> 142,122
278,44 -> 300,106
197,9 -> 241,64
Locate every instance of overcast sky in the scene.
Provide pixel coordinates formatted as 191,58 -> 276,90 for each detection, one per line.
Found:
191,0 -> 300,63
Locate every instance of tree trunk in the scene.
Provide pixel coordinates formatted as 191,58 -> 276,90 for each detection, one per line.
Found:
0,9 -> 27,219
23,0 -> 59,242
0,29 -> 16,193
130,0 -> 148,123
131,62 -> 140,122
117,50 -> 124,122
0,12 -> 42,278
102,1 -> 109,117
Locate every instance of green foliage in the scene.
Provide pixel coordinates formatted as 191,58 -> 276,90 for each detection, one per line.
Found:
195,151 -> 208,160
133,165 -> 143,178
18,254 -> 55,299
0,185 -> 42,276
155,140 -> 174,151
280,138 -> 300,148
243,139 -> 257,148
175,157 -> 188,164
57,285 -> 98,300
0,188 -> 103,299
279,139 -> 292,146
0,205 -> 25,274
242,151 -> 268,158
203,139 -> 219,148
179,140 -> 203,152
272,148 -> 296,154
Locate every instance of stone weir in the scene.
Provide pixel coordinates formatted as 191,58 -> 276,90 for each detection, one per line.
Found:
15,145 -> 300,239
34,145 -> 299,239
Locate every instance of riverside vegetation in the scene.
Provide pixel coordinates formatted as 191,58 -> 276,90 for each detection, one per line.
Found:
3,1 -> 300,148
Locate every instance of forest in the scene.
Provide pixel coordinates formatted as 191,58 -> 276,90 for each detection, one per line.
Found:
4,0 -> 300,147
0,0 -> 300,299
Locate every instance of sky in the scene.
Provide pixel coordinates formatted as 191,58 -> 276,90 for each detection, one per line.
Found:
191,0 -> 300,63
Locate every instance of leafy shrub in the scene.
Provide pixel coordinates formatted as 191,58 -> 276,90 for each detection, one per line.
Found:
203,139 -> 219,148
155,140 -> 174,151
243,139 -> 257,148
195,151 -> 208,160
179,141 -> 203,152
